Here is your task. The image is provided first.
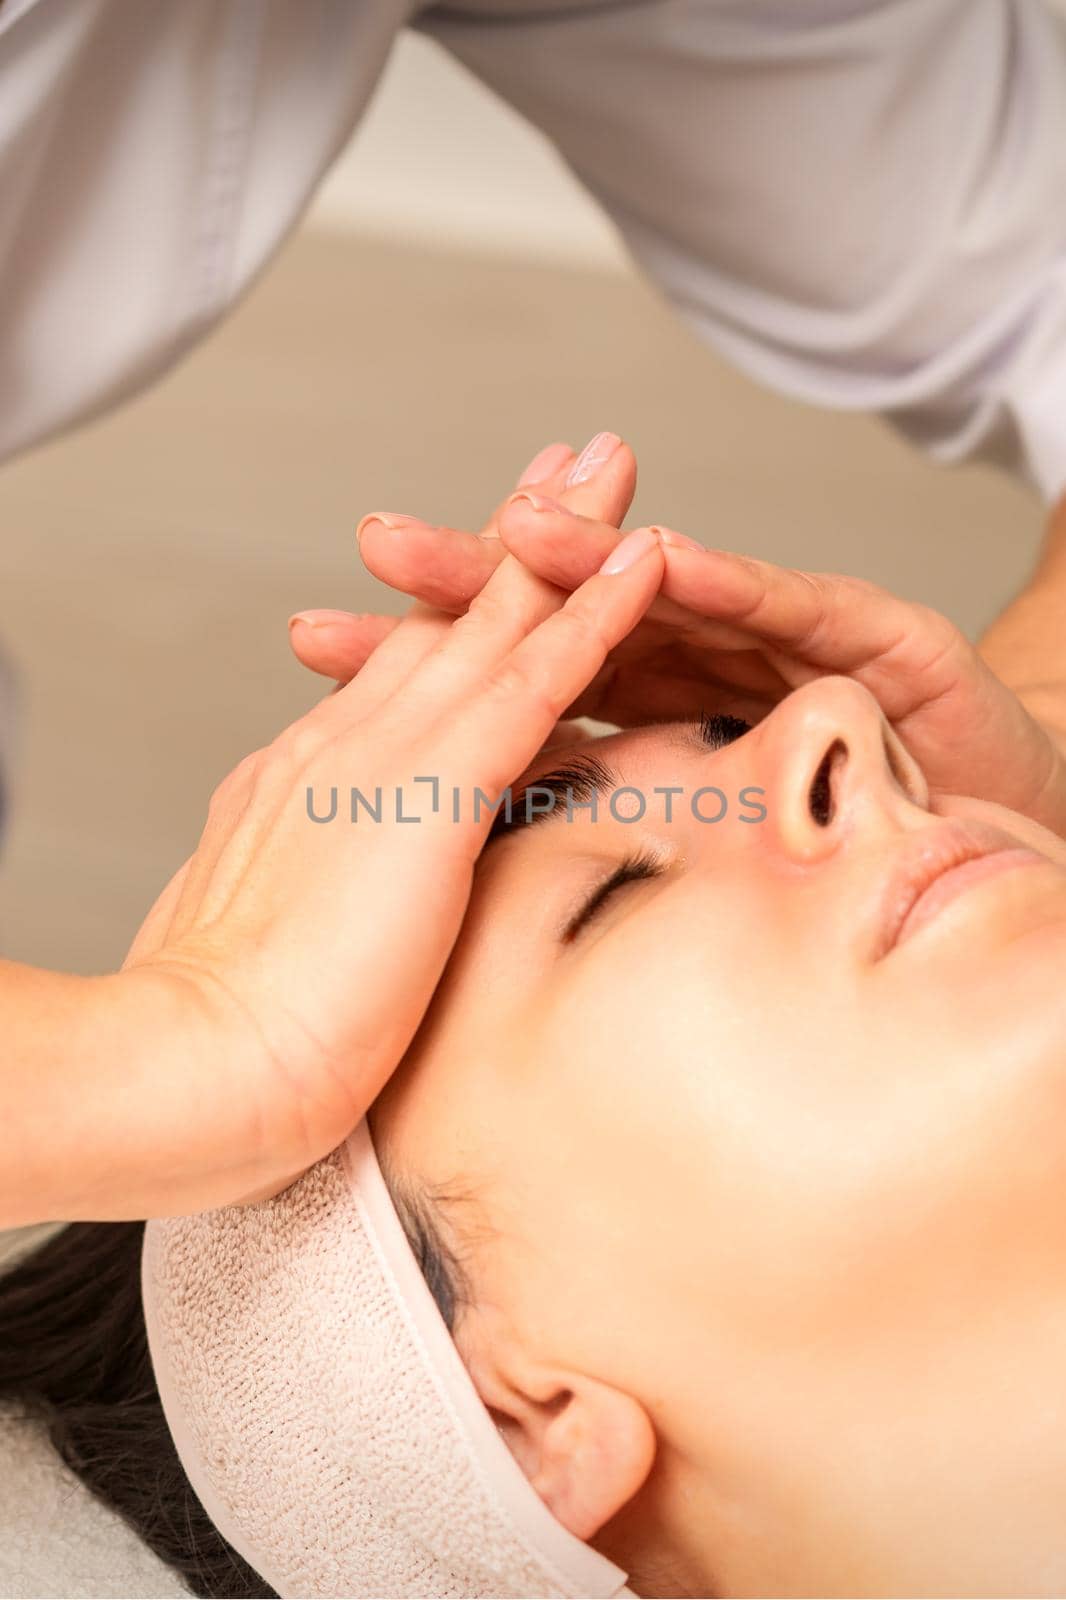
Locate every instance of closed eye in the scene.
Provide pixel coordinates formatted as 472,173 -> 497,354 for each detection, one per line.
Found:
562,845 -> 666,943
561,712 -> 752,944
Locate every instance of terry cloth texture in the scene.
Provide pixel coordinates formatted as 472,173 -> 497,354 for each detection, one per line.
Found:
142,1118 -> 635,1599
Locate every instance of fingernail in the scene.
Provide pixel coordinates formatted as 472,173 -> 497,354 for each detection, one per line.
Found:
356,512 -> 429,540
655,527 -> 705,553
566,431 -> 622,488
598,526 -> 660,575
509,491 -> 568,514
288,609 -> 354,632
519,441 -> 572,485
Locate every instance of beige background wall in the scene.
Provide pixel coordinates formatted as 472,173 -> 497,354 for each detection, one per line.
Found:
308,33 -> 627,268
0,33 -> 1046,976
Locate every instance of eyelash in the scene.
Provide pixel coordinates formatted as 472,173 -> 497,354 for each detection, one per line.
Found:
700,709 -> 753,749
561,845 -> 666,943
561,710 -> 754,944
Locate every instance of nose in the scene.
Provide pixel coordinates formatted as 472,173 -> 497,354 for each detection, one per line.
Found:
758,676 -> 928,864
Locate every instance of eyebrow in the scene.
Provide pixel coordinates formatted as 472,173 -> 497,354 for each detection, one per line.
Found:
484,750 -> 621,846
483,718 -> 720,849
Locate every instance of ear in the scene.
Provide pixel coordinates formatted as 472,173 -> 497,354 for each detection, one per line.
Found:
465,1340 -> 656,1540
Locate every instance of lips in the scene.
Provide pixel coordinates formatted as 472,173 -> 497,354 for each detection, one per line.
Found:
875,818 -> 1045,960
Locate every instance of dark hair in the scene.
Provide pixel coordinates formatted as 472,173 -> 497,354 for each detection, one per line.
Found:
378,1157 -> 472,1337
0,1222 -> 275,1598
0,1195 -> 463,1598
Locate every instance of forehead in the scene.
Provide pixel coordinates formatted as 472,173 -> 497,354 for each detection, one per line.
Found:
483,720 -> 707,854
505,722 -> 706,831
517,721 -> 691,786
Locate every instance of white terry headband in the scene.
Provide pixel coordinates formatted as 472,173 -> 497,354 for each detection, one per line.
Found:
141,1119 -> 634,1598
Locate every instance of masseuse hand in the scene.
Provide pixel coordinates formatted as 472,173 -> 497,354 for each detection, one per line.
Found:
292,454 -> 1066,838
287,433 -> 638,682
104,522 -> 664,1222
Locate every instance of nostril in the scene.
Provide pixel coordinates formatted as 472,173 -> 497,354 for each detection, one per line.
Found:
809,738 -> 847,826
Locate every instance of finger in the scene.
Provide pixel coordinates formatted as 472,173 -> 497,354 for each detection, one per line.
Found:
434,530 -> 665,807
272,599 -> 465,773
355,552 -> 570,733
651,539 -> 954,706
346,495 -> 652,740
296,600 -> 457,735
499,495 -> 711,639
553,431 -> 636,525
499,498 -> 948,710
358,514 -> 505,611
514,440 -> 575,488
498,501 -> 808,635
353,444 -> 619,614
495,431 -> 636,535
352,450 -> 571,617
350,435 -> 624,614
350,467 -> 640,720
357,436 -> 637,615
289,610 -> 401,681
352,452 -> 581,620
498,492 -> 621,583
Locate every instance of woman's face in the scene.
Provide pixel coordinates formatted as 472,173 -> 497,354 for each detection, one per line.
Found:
373,676 -> 1066,1596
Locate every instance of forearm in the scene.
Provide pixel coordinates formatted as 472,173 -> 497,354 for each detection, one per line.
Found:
978,493 -> 1066,749
1,961 -> 113,1227
0,961 -> 194,1229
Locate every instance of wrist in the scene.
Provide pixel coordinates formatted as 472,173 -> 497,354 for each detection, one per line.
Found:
2,962 -> 213,1227
2,963 -> 118,1227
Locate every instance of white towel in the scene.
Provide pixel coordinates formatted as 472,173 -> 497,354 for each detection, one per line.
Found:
143,1120 -> 634,1599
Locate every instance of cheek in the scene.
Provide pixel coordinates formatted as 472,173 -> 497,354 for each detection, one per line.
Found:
485,874 -> 1066,1499
538,918 -> 1062,1350
543,888 -> 824,1156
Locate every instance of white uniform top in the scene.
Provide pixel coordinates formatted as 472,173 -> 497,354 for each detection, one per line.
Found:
4,0 -> 1066,499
